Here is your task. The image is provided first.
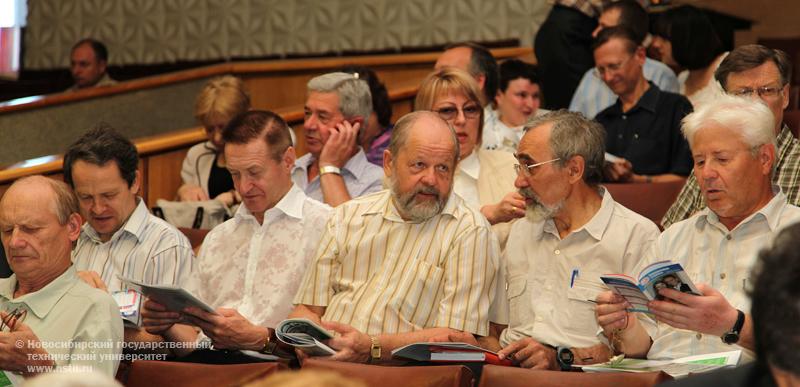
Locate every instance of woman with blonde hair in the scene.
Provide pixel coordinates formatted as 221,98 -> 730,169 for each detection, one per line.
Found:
177,75 -> 249,205
415,68 -> 523,242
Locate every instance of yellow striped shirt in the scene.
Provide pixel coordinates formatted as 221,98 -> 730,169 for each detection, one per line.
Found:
294,189 -> 499,336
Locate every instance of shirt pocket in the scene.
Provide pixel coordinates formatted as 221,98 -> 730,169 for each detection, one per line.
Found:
507,276 -> 528,327
565,272 -> 606,333
390,259 -> 445,327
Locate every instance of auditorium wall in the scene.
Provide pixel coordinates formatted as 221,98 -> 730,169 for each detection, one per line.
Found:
23,0 -> 550,69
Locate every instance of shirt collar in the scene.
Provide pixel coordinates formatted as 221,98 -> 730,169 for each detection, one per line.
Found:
540,187 -> 611,241
235,184 -> 307,223
82,198 -> 148,243
699,186 -> 787,232
458,151 -> 480,180
609,81 -> 660,115
0,266 -> 79,320
362,189 -> 458,223
292,148 -> 373,182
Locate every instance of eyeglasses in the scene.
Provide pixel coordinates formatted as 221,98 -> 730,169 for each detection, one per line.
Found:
434,105 -> 482,121
593,55 -> 634,78
514,158 -> 561,177
730,85 -> 785,99
1,307 -> 27,332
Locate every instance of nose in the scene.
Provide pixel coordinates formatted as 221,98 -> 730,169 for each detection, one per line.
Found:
8,229 -> 26,249
453,109 -> 467,127
601,70 -> 615,83
239,174 -> 254,194
304,114 -> 318,131
420,167 -> 438,187
514,172 -> 529,189
91,199 -> 107,215
698,163 -> 719,182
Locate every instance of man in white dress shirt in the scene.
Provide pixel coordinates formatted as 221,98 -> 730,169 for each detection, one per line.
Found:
481,110 -> 659,369
142,110 -> 330,357
596,94 -> 800,362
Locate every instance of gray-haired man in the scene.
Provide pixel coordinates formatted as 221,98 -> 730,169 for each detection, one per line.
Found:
293,72 -> 384,206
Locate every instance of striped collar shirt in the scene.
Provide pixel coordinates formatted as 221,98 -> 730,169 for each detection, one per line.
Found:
72,198 -> 195,292
662,125 -> 800,228
294,189 -> 500,336
643,189 -> 800,361
187,184 -> 331,328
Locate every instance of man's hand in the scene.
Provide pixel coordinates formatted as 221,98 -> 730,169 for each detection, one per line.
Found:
141,299 -> 182,335
497,337 -> 557,369
482,192 -> 526,225
604,159 -> 634,182
318,120 -> 360,168
181,307 -> 267,351
76,271 -> 108,293
649,283 -> 739,336
177,184 -> 209,202
320,320 -> 371,363
0,317 -> 54,375
595,291 -> 636,337
428,330 -> 479,346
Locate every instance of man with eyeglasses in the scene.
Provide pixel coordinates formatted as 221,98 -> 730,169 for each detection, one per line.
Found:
662,44 -> 800,228
295,72 -> 384,207
474,110 -> 659,370
593,26 -> 693,184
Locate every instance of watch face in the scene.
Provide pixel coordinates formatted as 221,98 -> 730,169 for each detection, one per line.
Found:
558,348 -> 574,364
722,332 -> 740,344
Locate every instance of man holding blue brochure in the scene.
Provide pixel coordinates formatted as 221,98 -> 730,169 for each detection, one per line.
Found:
595,94 -> 800,363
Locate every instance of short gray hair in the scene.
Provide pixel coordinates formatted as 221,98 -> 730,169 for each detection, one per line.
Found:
523,110 -> 606,186
388,111 -> 460,165
682,93 -> 776,152
11,175 -> 79,225
307,72 -> 373,121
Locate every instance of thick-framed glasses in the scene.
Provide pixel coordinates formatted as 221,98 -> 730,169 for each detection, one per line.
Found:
434,105 -> 482,121
1,307 -> 27,332
730,85 -> 785,99
514,158 -> 561,177
593,55 -> 634,79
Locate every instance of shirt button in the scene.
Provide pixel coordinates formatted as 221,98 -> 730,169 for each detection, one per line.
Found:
618,134 -> 623,139
554,249 -> 561,255
633,133 -> 639,139
720,273 -> 726,280
696,333 -> 703,340
726,235 -> 732,240
536,316 -> 543,322
622,115 -> 627,120
545,284 -> 552,291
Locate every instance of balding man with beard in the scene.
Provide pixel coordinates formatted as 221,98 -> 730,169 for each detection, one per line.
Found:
480,110 -> 659,370
291,111 -> 499,363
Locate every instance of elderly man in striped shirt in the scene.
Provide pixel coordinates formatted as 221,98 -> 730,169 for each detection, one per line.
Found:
291,110 -> 500,363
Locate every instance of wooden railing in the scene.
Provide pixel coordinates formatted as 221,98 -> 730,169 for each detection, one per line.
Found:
0,84 -> 419,206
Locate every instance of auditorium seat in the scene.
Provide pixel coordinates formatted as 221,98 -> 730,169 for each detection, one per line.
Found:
120,360 -> 285,387
302,359 -> 473,387
604,179 -> 686,228
178,227 -> 211,251
784,110 -> 800,139
477,365 -> 672,387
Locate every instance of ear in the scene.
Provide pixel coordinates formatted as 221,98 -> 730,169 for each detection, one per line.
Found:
476,74 -> 487,91
566,155 -> 586,185
759,143 -> 776,175
634,46 -> 647,65
781,84 -> 790,110
66,213 -> 82,243
383,149 -> 394,178
494,89 -> 504,107
130,170 -> 141,195
282,146 -> 297,171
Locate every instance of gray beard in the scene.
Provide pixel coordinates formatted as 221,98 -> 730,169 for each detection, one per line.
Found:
519,187 -> 563,222
389,174 -> 450,222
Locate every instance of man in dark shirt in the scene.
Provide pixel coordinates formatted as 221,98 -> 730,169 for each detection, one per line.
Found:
593,26 -> 693,183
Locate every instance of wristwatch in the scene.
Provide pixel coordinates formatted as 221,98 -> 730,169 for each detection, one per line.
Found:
320,165 -> 342,176
556,346 -> 575,371
721,309 -> 745,344
369,336 -> 381,363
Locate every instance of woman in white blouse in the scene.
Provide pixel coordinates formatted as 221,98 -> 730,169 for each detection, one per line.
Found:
415,68 -> 524,242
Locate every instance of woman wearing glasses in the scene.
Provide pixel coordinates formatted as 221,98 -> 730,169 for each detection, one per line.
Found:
415,68 -> 524,243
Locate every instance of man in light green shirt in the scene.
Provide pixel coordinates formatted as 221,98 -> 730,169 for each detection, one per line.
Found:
0,176 -> 122,377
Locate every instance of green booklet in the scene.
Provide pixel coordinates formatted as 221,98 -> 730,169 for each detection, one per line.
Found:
578,350 -> 741,378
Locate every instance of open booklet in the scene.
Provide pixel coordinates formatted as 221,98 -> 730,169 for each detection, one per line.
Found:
600,260 -> 701,313
391,342 -> 513,366
116,276 -> 217,327
578,350 -> 741,378
275,318 -> 336,356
